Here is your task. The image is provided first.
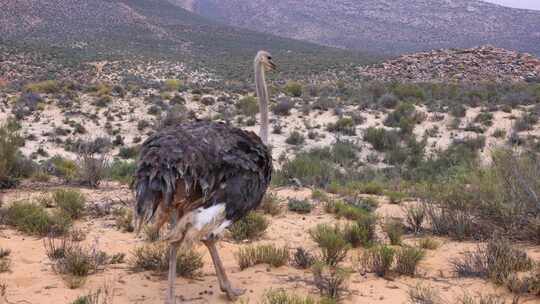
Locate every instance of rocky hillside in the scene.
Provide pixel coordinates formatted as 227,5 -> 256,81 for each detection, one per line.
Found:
359,45 -> 540,83
173,0 -> 540,56
0,0 -> 367,78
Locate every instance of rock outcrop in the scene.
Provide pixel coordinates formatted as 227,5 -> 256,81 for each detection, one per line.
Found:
359,45 -> 540,83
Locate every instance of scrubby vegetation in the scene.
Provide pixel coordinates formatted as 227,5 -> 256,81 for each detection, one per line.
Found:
130,244 -> 203,278
229,212 -> 268,241
236,244 -> 289,270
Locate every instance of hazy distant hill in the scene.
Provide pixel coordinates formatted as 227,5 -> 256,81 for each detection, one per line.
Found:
0,0 -> 370,77
172,0 -> 540,56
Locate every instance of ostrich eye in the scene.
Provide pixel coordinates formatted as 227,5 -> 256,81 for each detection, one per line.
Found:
267,56 -> 272,60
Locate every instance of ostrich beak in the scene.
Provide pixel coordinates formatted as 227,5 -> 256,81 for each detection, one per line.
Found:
265,59 -> 277,71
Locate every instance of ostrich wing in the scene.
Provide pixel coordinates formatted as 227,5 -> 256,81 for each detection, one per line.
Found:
134,121 -> 272,227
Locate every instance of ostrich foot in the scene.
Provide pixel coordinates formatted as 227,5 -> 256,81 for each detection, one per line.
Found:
225,287 -> 246,301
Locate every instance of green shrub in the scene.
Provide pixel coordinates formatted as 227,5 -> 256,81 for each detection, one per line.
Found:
53,189 -> 86,219
285,131 -> 305,146
292,247 -> 315,269
51,156 -> 79,183
164,79 -> 183,91
342,223 -> 372,248
130,244 -> 203,278
310,224 -> 350,267
452,237 -> 533,285
363,127 -> 400,152
312,262 -> 350,300
259,193 -> 281,216
115,208 -> 134,232
405,205 -> 426,233
237,96 -> 259,117
229,212 -> 268,241
25,80 -> 60,94
395,247 -> 425,276
262,289 -> 315,304
383,219 -> 404,245
6,201 -> 71,235
0,119 -> 30,188
284,81 -> 303,97
287,198 -> 312,214
417,238 -> 440,250
236,244 -> 289,270
274,152 -> 336,188
107,160 -> 136,184
326,118 -> 356,135
362,245 -> 395,277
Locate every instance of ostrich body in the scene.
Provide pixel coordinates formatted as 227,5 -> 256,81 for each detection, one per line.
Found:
133,51 -> 276,303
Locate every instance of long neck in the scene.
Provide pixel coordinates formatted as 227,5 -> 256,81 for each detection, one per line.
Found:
255,61 -> 269,145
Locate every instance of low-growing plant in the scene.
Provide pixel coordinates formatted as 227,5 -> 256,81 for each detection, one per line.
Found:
0,248 -> 10,273
383,219 -> 405,245
405,205 -> 426,233
417,238 -> 440,250
395,246 -> 425,276
312,262 -> 350,300
6,201 -> 72,235
262,289 -> 315,304
310,224 -> 350,267
452,237 -> 533,285
292,247 -> 315,269
287,198 -> 312,214
130,244 -> 203,277
107,160 -> 136,184
408,284 -> 443,304
286,131 -> 305,146
342,223 -> 373,248
236,244 -> 289,270
228,212 -> 268,241
44,234 -> 73,260
53,189 -> 86,219
114,208 -> 134,232
259,193 -> 281,216
362,245 -> 395,277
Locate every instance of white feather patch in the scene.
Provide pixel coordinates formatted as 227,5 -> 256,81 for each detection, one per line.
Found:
193,204 -> 226,230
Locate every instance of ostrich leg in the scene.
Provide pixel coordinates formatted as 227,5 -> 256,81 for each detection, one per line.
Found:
203,239 -> 246,300
166,242 -> 180,304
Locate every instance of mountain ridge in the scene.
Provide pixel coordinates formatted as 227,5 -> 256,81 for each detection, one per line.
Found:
171,0 -> 540,56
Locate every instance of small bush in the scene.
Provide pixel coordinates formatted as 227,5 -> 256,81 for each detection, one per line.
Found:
114,208 -> 134,232
237,96 -> 259,117
408,284 -> 443,304
383,219 -> 405,245
229,212 -> 268,241
272,99 -> 295,116
236,244 -> 289,270
0,119 -> 29,188
378,93 -> 398,109
130,244 -> 203,277
107,160 -> 136,184
363,127 -> 400,152
25,80 -> 60,94
284,81 -> 303,97
287,198 -> 312,214
259,193 -> 281,216
405,205 -> 426,233
263,289 -> 315,304
6,201 -> 71,235
342,223 -> 373,248
44,234 -> 73,260
53,189 -> 86,219
417,238 -> 440,250
286,131 -> 305,146
327,118 -> 356,135
50,156 -> 79,183
0,248 -> 10,273
362,245 -> 395,277
395,247 -> 425,276
452,237 -> 533,284
312,262 -> 350,300
292,247 -> 315,269
310,224 -> 350,267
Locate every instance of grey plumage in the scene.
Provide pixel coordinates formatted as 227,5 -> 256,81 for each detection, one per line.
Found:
134,120 -> 272,231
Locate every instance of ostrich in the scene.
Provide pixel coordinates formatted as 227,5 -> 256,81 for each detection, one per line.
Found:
133,51 -> 276,303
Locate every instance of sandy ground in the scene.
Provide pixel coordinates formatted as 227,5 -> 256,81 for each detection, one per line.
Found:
1,184 -> 539,304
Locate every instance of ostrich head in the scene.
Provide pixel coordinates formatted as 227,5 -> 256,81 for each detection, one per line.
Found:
254,50 -> 276,145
